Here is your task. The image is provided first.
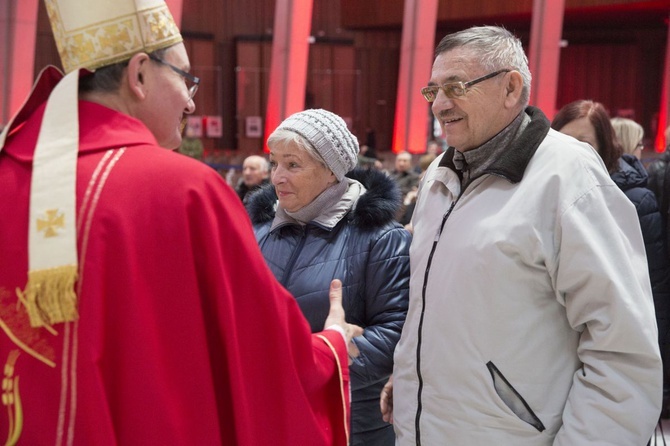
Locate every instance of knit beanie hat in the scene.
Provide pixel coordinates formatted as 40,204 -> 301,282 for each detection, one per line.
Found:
275,109 -> 359,181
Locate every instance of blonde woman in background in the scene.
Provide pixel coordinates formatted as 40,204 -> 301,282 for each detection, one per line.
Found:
611,117 -> 645,160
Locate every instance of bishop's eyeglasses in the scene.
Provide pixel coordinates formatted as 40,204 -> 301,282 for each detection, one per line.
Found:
420,69 -> 511,102
148,53 -> 200,101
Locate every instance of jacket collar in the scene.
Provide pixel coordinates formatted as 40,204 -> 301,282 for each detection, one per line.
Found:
77,101 -> 158,153
439,106 -> 550,185
5,100 -> 159,163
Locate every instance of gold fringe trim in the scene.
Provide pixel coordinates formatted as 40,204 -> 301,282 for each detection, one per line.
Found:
16,266 -> 79,328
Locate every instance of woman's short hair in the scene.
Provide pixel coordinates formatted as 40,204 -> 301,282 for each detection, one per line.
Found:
611,117 -> 644,156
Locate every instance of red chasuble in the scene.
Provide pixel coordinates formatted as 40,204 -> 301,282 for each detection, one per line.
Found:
0,67 -> 350,445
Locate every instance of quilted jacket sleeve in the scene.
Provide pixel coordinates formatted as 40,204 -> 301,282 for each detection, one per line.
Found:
349,224 -> 411,390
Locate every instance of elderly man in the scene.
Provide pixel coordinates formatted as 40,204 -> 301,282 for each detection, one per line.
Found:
390,151 -> 420,197
382,25 -> 662,445
236,154 -> 270,202
0,0 -> 359,444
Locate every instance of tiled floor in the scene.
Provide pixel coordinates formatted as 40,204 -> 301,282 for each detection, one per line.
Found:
651,418 -> 670,445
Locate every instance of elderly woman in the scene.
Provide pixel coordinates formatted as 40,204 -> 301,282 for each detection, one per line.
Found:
246,109 -> 410,445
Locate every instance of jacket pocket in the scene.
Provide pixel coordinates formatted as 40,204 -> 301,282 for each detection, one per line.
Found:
486,361 -> 546,432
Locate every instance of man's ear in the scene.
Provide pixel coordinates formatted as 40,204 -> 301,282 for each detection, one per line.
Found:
503,71 -> 524,108
126,53 -> 150,100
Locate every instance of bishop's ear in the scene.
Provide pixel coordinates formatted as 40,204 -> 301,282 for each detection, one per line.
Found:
126,53 -> 150,100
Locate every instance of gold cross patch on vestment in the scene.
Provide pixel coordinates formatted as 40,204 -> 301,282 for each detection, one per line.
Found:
37,209 -> 65,238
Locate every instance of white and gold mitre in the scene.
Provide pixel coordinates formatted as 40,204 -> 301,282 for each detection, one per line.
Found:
44,0 -> 183,73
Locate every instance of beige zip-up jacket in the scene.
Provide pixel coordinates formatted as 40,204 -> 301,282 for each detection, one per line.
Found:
393,108 -> 662,445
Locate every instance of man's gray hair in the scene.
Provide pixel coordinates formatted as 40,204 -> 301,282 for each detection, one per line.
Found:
435,26 -> 532,106
244,155 -> 270,173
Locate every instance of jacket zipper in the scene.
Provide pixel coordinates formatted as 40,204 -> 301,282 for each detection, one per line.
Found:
281,226 -> 308,286
414,200 -> 457,445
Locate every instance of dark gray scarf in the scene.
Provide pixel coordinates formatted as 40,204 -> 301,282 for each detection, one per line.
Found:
453,111 -> 530,186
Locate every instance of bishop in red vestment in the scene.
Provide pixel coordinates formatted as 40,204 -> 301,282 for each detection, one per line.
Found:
0,63 -> 351,444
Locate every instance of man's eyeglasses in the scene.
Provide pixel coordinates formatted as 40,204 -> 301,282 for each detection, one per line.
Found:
420,69 -> 511,102
148,53 -> 200,100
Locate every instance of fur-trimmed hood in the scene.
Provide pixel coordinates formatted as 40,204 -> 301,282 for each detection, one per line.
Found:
245,167 -> 401,230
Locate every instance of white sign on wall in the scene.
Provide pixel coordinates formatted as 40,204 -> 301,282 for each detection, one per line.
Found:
185,116 -> 203,138
245,116 -> 263,138
206,116 -> 223,138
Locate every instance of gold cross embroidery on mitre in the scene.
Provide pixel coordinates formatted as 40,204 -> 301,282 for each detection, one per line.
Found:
36,209 -> 65,238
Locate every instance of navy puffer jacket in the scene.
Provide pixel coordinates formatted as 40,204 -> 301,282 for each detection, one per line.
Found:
247,168 -> 410,445
611,154 -> 670,295
612,154 -> 670,378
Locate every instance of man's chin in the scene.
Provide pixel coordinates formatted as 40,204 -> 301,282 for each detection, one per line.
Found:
162,134 -> 182,151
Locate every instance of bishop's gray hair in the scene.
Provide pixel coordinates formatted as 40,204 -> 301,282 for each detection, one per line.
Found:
435,26 -> 532,106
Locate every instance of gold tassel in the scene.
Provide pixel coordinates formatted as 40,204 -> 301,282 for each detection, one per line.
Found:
17,265 -> 78,328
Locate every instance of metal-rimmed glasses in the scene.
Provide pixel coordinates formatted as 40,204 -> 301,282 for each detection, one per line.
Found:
148,53 -> 200,101
420,69 -> 511,102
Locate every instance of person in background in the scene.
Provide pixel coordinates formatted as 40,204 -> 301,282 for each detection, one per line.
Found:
390,151 -> 420,197
246,109 -> 410,446
398,153 -> 436,229
622,117 -> 670,413
647,125 -> 670,231
0,0 -> 361,444
413,141 -> 443,174
236,154 -> 270,203
553,100 -> 670,416
390,151 -> 420,221
611,117 -> 645,160
425,139 -> 444,156
383,25 -> 662,445
357,144 -> 382,170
